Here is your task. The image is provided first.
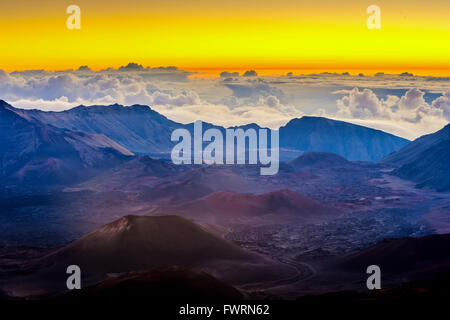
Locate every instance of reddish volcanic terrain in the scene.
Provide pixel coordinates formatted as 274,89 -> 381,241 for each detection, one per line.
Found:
47,215 -> 254,272
0,101 -> 448,302
139,179 -> 214,205
5,215 -> 296,296
151,189 -> 341,225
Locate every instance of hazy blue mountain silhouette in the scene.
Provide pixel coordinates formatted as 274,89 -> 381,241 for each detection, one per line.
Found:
20,103 -> 409,162
289,152 -> 351,171
382,123 -> 450,165
279,117 -> 409,161
382,123 -> 450,191
0,100 -> 133,190
393,140 -> 450,191
23,104 -> 182,158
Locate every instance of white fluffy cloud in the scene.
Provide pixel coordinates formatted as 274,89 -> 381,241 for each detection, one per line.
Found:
152,102 -> 303,129
336,87 -> 445,123
334,87 -> 448,138
398,88 -> 426,110
336,88 -> 393,119
432,90 -> 450,120
152,91 -> 201,106
0,69 -> 203,110
0,67 -> 449,139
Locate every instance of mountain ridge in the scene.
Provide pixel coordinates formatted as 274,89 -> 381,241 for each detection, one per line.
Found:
279,116 -> 409,161
382,123 -> 450,165
0,100 -> 133,189
7,101 -> 410,162
382,123 -> 450,191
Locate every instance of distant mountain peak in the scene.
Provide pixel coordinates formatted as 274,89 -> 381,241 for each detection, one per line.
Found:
285,116 -> 326,126
99,214 -> 186,234
0,99 -> 13,109
382,122 -> 450,165
70,103 -> 153,112
290,152 -> 350,170
280,117 -> 409,161
5,101 -> 410,162
382,123 -> 450,191
0,102 -> 133,189
286,116 -> 385,132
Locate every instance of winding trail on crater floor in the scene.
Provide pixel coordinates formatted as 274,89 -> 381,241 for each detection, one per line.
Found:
237,256 -> 316,292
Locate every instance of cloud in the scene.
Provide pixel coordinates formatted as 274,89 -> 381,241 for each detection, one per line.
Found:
123,89 -> 153,106
152,91 -> 201,106
398,88 -> 426,110
263,95 -> 281,108
224,83 -> 285,100
0,69 -> 13,81
336,88 -> 390,119
118,62 -> 144,71
220,71 -> 239,78
334,87 -> 448,138
432,90 -> 450,120
0,67 -> 449,140
152,101 -> 303,129
0,68 -> 198,108
77,66 -> 92,72
5,96 -> 116,111
5,97 -> 78,111
243,70 -> 258,77
335,87 -> 445,123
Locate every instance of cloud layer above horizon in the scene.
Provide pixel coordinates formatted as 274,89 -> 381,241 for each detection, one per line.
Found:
0,64 -> 449,140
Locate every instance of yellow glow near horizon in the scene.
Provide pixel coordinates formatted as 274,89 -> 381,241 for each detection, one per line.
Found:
0,1 -> 449,75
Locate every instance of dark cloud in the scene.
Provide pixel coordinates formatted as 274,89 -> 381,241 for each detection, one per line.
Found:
220,71 -> 239,78
119,62 -> 145,71
222,77 -> 236,83
243,70 -> 258,77
77,66 -> 92,72
150,66 -> 179,71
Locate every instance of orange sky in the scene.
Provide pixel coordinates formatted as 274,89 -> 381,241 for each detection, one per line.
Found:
0,0 -> 449,75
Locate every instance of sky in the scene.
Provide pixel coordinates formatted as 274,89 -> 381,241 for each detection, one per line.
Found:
0,0 -> 449,75
0,1 -> 449,140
